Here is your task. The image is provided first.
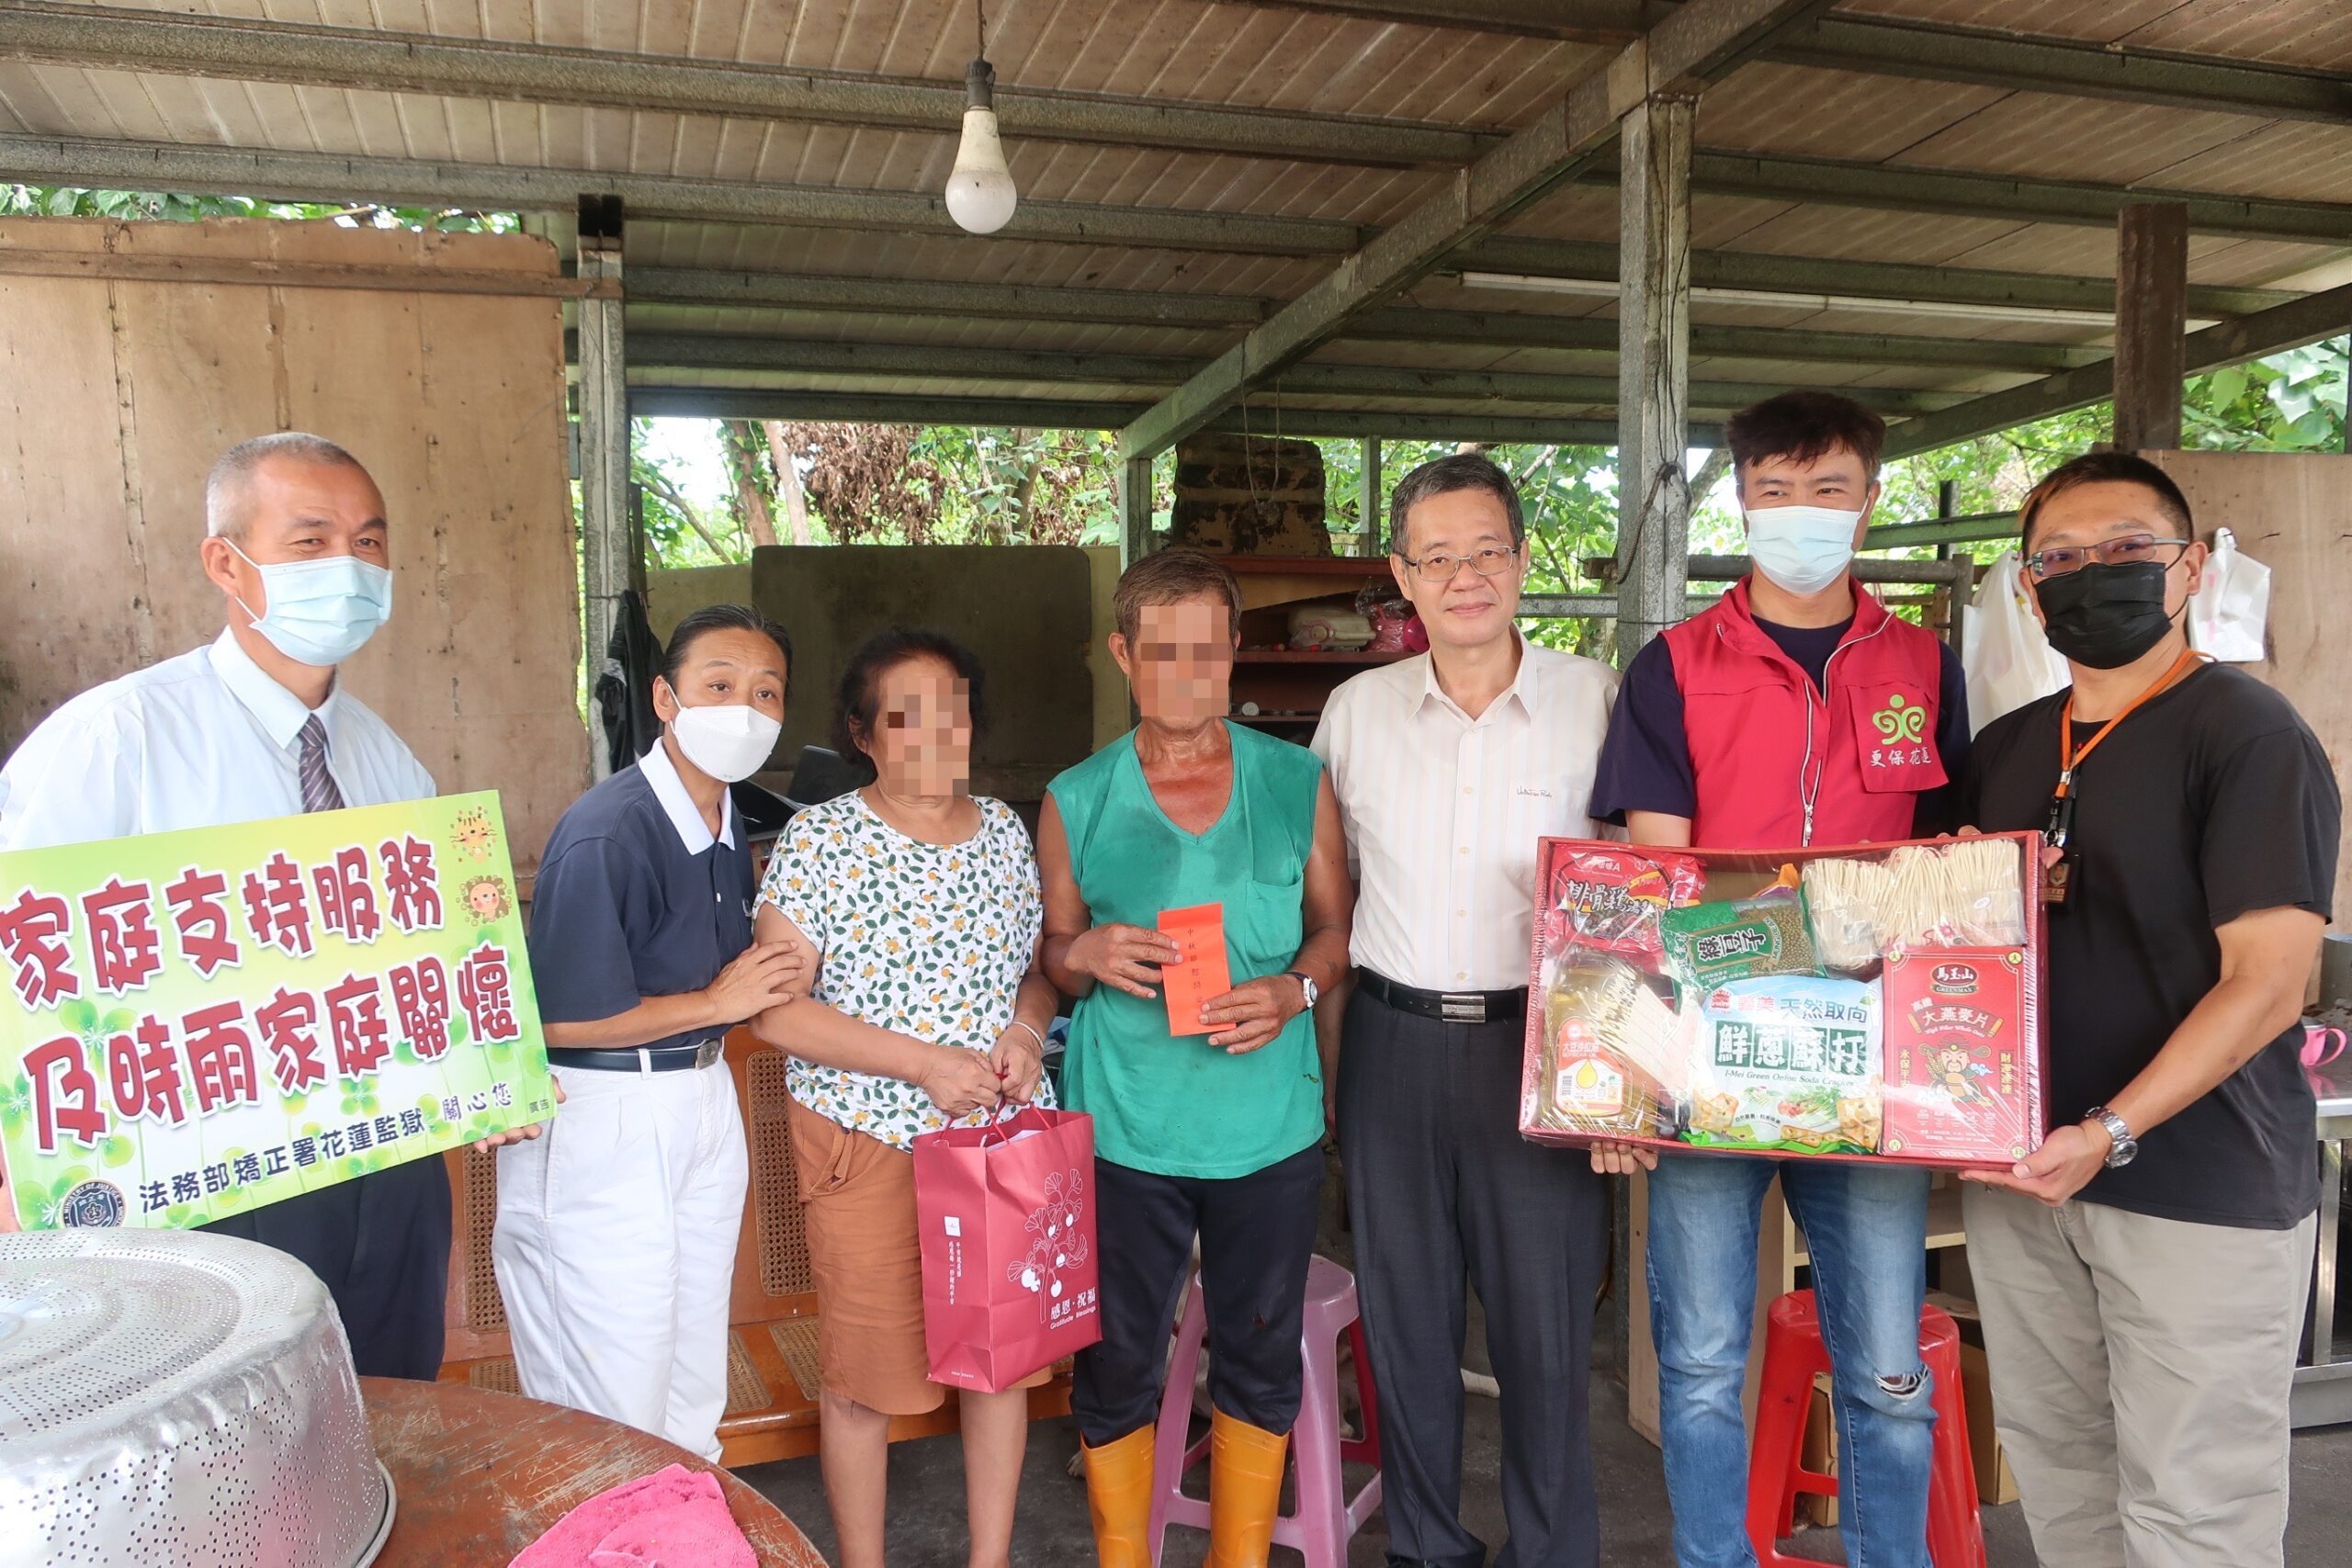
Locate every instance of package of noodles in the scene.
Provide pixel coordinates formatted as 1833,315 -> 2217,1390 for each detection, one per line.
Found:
1682,976 -> 1883,1155
1533,947 -> 1690,1138
1541,845 -> 1706,967
1802,840 -> 2028,969
1658,867 -> 1820,990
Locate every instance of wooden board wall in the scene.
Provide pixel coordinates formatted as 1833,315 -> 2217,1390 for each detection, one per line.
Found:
0,219 -> 586,869
2147,449 -> 2352,924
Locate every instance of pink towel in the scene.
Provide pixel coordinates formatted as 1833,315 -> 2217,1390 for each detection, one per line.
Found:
509,1462 -> 758,1568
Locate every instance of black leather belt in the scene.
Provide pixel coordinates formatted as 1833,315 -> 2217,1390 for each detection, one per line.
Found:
1356,970 -> 1526,1026
545,1039 -> 724,1073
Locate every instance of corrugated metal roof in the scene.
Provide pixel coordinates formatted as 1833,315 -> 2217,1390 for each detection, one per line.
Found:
0,0 -> 2345,440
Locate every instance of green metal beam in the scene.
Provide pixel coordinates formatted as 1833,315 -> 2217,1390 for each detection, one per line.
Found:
0,131 -> 2303,325
1462,234 -> 2291,318
1862,513 -> 2019,550
627,267 -> 1272,329
1233,1 -> 1668,39
1115,0 -> 1838,461
615,331 -> 1972,412
1787,15 -> 2352,125
0,1 -> 1487,168
623,267 -> 2120,367
1667,151 -> 2352,243
1883,277 -> 2352,457
1350,307 -> 2104,370
1243,5 -> 2352,125
628,385 -> 1724,444
0,131 -> 1368,255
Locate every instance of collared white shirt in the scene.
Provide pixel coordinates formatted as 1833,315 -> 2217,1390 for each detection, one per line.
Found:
1313,632 -> 1618,992
636,739 -> 737,853
0,629 -> 436,852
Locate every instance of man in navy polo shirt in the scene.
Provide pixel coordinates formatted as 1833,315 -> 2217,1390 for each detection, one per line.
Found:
1589,390 -> 1969,1568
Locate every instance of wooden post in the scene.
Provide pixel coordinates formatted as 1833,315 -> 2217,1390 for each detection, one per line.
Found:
2113,202 -> 2189,451
1614,94 -> 1696,665
575,241 -> 630,780
1361,436 -> 1383,556
1119,453 -> 1154,567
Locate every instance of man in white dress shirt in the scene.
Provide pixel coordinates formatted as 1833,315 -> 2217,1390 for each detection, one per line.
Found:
1313,453 -> 1618,1568
0,432 -> 458,1378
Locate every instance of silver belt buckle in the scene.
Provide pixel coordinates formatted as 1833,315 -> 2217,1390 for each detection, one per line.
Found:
1440,993 -> 1487,1025
693,1038 -> 723,1069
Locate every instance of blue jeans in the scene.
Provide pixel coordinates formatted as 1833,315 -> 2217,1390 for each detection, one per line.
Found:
1646,1156 -> 1935,1568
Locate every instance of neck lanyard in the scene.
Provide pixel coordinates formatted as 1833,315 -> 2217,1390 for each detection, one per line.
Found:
2044,647 -> 2207,850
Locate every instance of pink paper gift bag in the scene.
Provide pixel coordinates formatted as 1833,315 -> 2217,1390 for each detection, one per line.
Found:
912,1106 -> 1102,1393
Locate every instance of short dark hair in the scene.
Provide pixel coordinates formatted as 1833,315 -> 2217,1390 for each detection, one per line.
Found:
1724,390 -> 1887,481
1387,451 -> 1523,555
833,627 -> 989,761
1112,548 -> 1243,646
661,604 -> 794,695
2018,450 -> 2196,547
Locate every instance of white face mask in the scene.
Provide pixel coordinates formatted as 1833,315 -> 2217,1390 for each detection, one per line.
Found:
1744,503 -> 1865,597
670,701 -> 782,784
227,539 -> 393,667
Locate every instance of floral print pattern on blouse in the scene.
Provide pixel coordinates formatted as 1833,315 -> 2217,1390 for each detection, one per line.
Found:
760,791 -> 1049,1150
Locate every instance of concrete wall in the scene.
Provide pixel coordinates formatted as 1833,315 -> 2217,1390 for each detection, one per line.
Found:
646,564 -> 753,643
1086,545 -> 1129,753
749,544 -> 1094,802
0,218 -> 586,870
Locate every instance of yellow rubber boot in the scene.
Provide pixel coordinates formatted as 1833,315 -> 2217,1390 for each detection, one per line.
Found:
1080,1426 -> 1158,1568
1204,1410 -> 1289,1568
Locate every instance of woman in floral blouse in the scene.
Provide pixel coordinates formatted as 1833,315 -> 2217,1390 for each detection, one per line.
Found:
749,627 -> 1055,1568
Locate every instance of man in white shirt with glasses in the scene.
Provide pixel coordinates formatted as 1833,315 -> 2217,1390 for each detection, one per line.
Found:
1313,452 -> 1618,1568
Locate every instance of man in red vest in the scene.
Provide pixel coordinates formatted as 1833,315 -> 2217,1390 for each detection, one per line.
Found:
1589,389 -> 1968,1568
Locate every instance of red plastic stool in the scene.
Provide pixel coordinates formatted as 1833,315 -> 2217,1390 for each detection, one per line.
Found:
1746,1290 -> 1985,1568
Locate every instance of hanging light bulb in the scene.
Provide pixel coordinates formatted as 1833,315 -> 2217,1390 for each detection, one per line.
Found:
944,4 -> 1017,235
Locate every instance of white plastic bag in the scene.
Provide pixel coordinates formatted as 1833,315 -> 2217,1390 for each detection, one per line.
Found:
1961,550 -> 2071,735
2188,526 -> 2270,663
1956,552 -> 2069,738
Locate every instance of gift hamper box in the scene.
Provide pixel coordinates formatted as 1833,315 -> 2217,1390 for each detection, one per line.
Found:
1519,834 -> 2044,1170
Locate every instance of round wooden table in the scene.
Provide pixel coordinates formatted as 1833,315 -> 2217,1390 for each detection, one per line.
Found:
361,1377 -> 826,1566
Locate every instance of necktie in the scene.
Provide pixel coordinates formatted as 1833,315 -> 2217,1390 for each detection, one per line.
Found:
299,716 -> 346,814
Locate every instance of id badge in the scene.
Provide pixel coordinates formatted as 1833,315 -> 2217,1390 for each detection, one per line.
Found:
2041,852 -> 2074,908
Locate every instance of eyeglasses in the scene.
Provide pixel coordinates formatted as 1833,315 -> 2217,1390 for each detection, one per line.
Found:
1396,545 -> 1520,584
2024,533 -> 2192,581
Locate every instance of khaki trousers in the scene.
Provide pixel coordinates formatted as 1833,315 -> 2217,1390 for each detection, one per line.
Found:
1961,1185 -> 2316,1568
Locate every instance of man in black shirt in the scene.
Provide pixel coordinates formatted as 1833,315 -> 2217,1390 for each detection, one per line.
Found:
1959,451 -> 2337,1568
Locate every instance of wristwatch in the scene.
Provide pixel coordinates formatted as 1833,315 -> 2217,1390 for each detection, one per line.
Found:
2083,1106 -> 2138,1168
1286,970 -> 1320,1010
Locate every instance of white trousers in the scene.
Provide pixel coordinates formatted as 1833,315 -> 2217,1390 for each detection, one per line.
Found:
492,1059 -> 749,1461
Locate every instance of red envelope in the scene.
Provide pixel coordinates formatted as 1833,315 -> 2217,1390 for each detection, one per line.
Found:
1158,902 -> 1231,1038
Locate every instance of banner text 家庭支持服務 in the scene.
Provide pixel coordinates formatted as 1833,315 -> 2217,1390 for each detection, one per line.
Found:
0,791 -> 555,1230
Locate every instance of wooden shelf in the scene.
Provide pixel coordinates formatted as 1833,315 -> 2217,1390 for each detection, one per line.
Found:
1233,649 -> 1411,665
1213,554 -> 1390,576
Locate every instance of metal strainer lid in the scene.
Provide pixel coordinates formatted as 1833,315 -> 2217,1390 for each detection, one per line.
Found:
0,1229 -> 391,1568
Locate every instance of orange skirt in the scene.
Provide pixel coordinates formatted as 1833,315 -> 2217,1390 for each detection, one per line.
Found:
787,1097 -> 1048,1416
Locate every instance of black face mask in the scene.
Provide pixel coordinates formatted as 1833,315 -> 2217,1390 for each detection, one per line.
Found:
2034,559 -> 2177,670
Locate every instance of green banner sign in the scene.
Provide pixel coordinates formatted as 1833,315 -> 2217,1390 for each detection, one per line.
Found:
0,791 -> 554,1230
